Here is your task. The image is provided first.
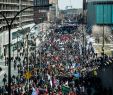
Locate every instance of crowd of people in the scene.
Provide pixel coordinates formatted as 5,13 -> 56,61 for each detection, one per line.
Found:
0,28 -> 113,95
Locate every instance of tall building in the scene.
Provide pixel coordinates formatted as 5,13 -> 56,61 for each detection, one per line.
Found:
50,0 -> 58,17
87,0 -> 113,27
83,0 -> 87,24
33,0 -> 49,24
48,0 -> 59,22
59,8 -> 82,24
83,0 -> 87,10
0,0 -> 34,57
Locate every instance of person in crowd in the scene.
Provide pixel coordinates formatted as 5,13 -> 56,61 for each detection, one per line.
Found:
0,28 -> 112,95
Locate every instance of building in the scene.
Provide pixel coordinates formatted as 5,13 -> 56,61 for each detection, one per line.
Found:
83,0 -> 87,10
87,0 -> 113,27
48,0 -> 59,22
59,8 -> 83,23
83,0 -> 87,24
49,0 -> 59,17
33,0 -> 49,24
0,0 -> 34,58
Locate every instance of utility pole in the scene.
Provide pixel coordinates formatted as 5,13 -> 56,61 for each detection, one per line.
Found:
17,33 -> 19,58
8,25 -> 11,95
82,0 -> 85,64
102,4 -> 105,64
26,34 -> 29,90
35,38 -> 37,64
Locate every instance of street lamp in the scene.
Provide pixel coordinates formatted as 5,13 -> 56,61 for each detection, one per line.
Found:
17,32 -> 19,59
102,2 -> 105,62
26,33 -> 30,89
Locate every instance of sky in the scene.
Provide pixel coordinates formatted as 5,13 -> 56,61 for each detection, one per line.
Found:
58,0 -> 83,10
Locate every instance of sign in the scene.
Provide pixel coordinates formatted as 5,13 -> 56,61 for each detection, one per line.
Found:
93,70 -> 97,76
62,85 -> 70,94
24,72 -> 32,79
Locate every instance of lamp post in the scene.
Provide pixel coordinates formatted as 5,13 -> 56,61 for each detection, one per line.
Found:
102,3 -> 105,62
35,41 -> 37,65
0,4 -> 52,95
39,38 -> 42,72
8,25 -> 12,95
13,46 -> 14,58
17,32 -> 19,59
26,34 -> 29,89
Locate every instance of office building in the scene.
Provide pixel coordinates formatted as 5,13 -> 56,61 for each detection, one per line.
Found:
87,0 -> 113,27
83,0 -> 87,10
59,8 -> 83,25
48,0 -> 59,22
33,0 -> 49,24
0,0 -> 34,57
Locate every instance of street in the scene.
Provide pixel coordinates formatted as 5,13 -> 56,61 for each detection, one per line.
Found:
0,24 -> 112,95
0,0 -> 113,95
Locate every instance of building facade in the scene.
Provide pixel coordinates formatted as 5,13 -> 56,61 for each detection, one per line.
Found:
87,0 -> 113,27
0,0 -> 34,58
83,0 -> 87,10
33,0 -> 49,24
48,0 -> 59,21
59,8 -> 82,24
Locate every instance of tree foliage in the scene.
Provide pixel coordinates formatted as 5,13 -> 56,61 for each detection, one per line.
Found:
92,25 -> 112,43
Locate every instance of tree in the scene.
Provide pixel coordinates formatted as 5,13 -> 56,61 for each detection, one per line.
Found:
92,25 -> 112,43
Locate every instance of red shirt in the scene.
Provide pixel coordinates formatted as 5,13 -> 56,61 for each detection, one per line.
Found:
58,91 -> 62,95
51,92 -> 55,95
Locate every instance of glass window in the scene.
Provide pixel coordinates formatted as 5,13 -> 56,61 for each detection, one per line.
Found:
96,4 -> 112,24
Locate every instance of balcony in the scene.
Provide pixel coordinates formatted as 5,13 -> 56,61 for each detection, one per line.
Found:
21,3 -> 33,6
0,23 -> 7,27
21,14 -> 33,17
0,2 -> 19,5
21,19 -> 33,22
0,9 -> 19,12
